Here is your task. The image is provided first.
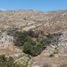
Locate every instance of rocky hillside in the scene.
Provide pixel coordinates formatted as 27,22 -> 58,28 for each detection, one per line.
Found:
0,10 -> 67,67
0,10 -> 67,33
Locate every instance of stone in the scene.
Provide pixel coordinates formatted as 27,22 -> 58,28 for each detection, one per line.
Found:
32,65 -> 39,67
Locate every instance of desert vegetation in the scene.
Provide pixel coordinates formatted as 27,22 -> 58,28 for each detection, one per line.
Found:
13,29 -> 61,57
0,55 -> 26,67
0,10 -> 67,67
0,27 -> 63,67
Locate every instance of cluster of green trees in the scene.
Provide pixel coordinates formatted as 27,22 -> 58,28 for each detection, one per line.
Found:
15,30 -> 61,57
16,32 -> 42,56
0,55 -> 26,67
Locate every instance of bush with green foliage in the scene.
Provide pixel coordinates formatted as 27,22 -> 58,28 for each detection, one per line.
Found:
23,40 -> 43,56
0,55 -> 26,67
15,31 -> 33,46
15,30 -> 61,57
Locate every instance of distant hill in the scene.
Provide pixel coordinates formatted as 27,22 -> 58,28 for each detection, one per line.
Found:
0,10 -> 67,34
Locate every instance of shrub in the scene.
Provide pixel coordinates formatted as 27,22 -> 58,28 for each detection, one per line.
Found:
0,55 -> 24,67
23,38 -> 44,56
46,33 -> 62,45
14,30 -> 41,56
27,30 -> 39,38
60,64 -> 67,67
15,31 -> 32,46
15,30 -> 61,57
